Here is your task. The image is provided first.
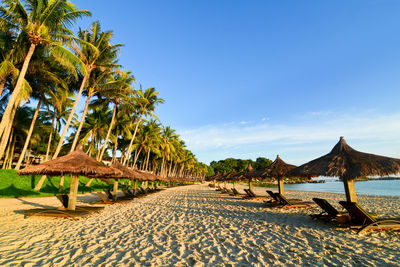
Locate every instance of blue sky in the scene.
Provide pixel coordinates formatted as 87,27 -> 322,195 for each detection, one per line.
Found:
74,0 -> 400,165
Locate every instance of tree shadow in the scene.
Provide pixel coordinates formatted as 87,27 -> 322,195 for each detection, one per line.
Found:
15,197 -> 57,209
0,184 -> 40,197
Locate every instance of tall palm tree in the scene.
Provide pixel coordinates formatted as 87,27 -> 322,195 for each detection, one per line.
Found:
159,126 -> 178,178
96,71 -> 134,161
14,52 -> 69,170
123,86 -> 164,166
0,0 -> 90,160
53,21 -> 121,158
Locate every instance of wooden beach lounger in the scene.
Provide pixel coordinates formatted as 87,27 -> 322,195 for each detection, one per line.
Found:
339,201 -> 400,234
242,189 -> 269,200
310,198 -> 349,222
93,191 -> 115,204
267,193 -> 314,208
230,188 -> 246,196
56,195 -> 104,212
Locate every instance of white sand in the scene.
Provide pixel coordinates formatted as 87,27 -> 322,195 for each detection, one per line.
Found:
0,183 -> 399,266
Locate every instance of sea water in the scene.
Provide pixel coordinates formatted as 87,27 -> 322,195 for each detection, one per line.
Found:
284,178 -> 400,197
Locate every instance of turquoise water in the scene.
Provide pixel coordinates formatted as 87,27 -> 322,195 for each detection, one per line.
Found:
284,178 -> 400,197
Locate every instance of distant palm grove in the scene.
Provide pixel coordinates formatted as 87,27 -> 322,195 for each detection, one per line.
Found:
0,0 -> 209,179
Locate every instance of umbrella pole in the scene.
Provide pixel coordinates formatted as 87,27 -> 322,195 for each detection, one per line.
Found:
224,181 -> 227,189
278,177 -> 284,196
249,179 -> 253,191
343,179 -> 357,202
133,179 -> 136,195
67,175 -> 79,210
113,180 -> 118,201
232,181 -> 236,189
59,175 -> 65,193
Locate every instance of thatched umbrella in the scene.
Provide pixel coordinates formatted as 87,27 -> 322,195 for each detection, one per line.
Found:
18,147 -> 121,210
240,164 -> 256,191
225,169 -> 239,189
264,155 -> 297,196
110,161 -> 147,200
287,136 -> 400,202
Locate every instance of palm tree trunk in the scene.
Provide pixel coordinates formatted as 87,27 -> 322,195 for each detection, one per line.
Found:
0,101 -> 18,160
0,78 -> 6,98
161,155 -> 165,178
15,98 -> 42,170
133,146 -> 143,169
0,43 -> 36,159
168,161 -> 173,177
112,138 -> 118,163
52,70 -> 91,159
25,144 -> 32,167
123,113 -> 143,166
145,148 -> 150,171
45,111 -> 56,161
6,134 -> 16,169
2,127 -> 13,169
98,102 -> 117,161
70,94 -> 91,152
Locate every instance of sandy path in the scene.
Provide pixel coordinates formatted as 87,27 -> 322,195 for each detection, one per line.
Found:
0,184 -> 399,266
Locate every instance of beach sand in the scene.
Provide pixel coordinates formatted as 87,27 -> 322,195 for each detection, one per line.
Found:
0,183 -> 399,266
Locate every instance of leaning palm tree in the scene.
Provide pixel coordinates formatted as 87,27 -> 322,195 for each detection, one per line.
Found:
0,0 -> 90,160
53,21 -> 122,159
14,53 -> 70,170
123,86 -> 164,166
96,71 -> 134,161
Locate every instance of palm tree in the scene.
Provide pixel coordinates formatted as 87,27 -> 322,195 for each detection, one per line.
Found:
0,0 -> 90,160
92,71 -> 133,161
14,52 -> 69,170
53,20 -> 122,158
123,86 -> 164,165
159,126 -> 178,178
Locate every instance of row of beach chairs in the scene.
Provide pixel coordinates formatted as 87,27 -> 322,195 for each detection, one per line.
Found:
215,186 -> 400,234
25,186 -> 162,219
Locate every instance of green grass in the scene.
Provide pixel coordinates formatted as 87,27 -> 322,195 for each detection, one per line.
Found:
0,169 -> 123,198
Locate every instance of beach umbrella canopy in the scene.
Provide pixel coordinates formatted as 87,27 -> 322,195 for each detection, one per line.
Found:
111,161 -> 146,180
18,146 -> 121,210
287,136 -> 400,202
18,147 -> 121,177
264,155 -> 297,195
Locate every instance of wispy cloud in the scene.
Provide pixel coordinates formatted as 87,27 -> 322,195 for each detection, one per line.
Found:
178,111 -> 400,164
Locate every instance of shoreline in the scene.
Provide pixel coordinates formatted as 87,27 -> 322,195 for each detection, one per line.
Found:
0,184 -> 399,265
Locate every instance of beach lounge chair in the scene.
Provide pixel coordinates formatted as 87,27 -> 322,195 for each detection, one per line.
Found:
56,195 -> 104,212
121,188 -> 136,198
94,192 -> 114,204
339,201 -> 400,234
265,190 -> 302,203
310,198 -> 348,222
268,193 -> 314,208
230,188 -> 246,196
215,185 -> 222,191
242,189 -> 268,200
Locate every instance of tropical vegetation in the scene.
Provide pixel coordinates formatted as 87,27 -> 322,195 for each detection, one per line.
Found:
0,0 -> 208,190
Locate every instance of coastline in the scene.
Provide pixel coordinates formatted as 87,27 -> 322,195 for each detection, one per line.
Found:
0,184 -> 399,265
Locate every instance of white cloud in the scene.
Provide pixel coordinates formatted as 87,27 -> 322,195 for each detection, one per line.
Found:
178,111 -> 400,164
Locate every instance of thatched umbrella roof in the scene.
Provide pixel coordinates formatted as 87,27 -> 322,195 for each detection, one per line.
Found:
18,147 -> 121,177
239,164 -> 256,180
110,161 -> 147,181
266,155 -> 297,178
287,136 -> 400,202
287,137 -> 400,180
224,169 -> 239,181
263,155 -> 297,195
